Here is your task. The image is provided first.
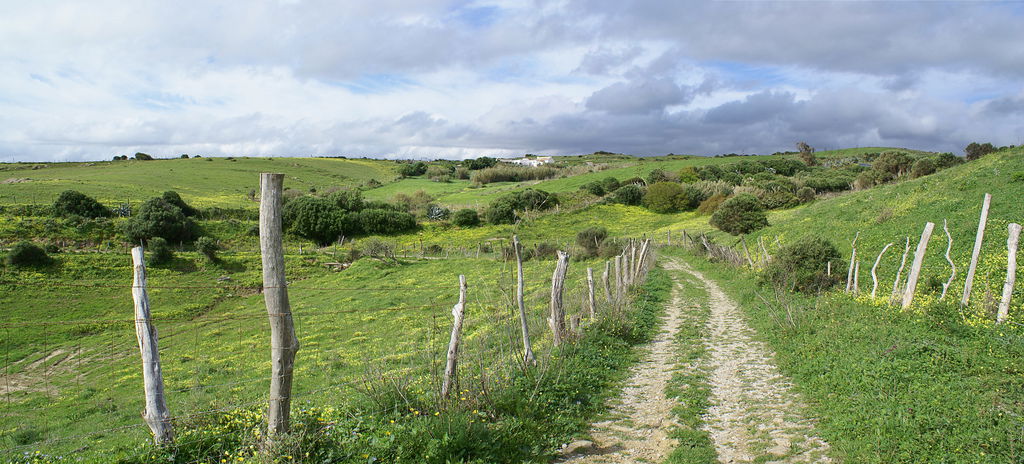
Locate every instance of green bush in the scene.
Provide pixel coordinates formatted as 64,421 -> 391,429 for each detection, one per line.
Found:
470,165 -> 557,184
327,189 -> 365,212
762,236 -> 844,292
642,182 -> 685,213
910,158 -> 936,179
134,152 -> 153,160
161,191 -> 199,217
148,237 -> 174,265
124,198 -> 197,244
873,151 -> 913,178
356,209 -> 417,235
965,142 -> 996,161
452,209 -> 480,227
609,184 -> 643,205
576,227 -> 608,257
426,165 -> 453,182
6,241 -> 53,267
761,190 -> 800,209
195,236 -> 219,262
398,162 -> 427,177
580,181 -> 605,196
53,190 -> 111,218
282,196 -> 347,245
485,189 -> 558,224
600,176 -> 621,193
709,193 -> 768,235
464,157 -> 498,170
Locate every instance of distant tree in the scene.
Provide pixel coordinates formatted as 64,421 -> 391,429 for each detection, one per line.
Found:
642,182 -> 686,213
53,190 -> 112,219
910,158 -> 937,179
580,181 -> 605,197
600,176 -> 621,193
709,193 -> 768,235
180,154 -> 189,159
609,184 -> 644,206
397,162 -> 427,177
465,157 -> 498,170
965,142 -> 996,161
677,167 -> 700,183
646,168 -> 676,185
123,198 -> 197,244
426,165 -> 454,182
134,152 -> 153,161
796,142 -> 817,166
872,151 -> 914,178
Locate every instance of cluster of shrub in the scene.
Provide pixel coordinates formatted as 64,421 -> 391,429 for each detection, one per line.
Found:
282,190 -> 420,245
395,157 -> 559,185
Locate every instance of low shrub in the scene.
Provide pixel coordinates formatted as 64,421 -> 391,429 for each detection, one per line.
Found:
642,182 -> 685,213
608,184 -> 643,206
576,227 -> 608,257
761,236 -> 844,293
6,241 -> 53,267
161,191 -> 199,217
485,189 -> 558,224
471,165 -> 557,184
282,196 -> 347,245
910,158 -> 936,179
148,237 -> 174,265
796,186 -> 816,203
124,198 -> 197,244
709,193 -> 768,235
355,209 -> 417,235
696,193 -> 728,215
452,209 -> 480,227
533,242 -> 560,260
398,162 -> 427,177
53,190 -> 111,219
761,190 -> 800,210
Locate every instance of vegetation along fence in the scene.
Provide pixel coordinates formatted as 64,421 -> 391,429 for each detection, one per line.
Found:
0,173 -> 656,462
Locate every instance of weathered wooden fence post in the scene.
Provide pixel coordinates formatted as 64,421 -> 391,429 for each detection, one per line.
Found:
602,260 -> 612,303
614,254 -> 623,302
667,230 -> 671,246
587,267 -> 596,318
741,236 -> 755,268
891,237 -> 910,303
962,193 -> 991,306
871,243 -> 894,298
635,239 -> 650,281
260,173 -> 299,438
941,219 -> 956,300
549,251 -> 569,346
512,236 -> 535,365
996,224 -> 1021,324
853,260 -> 861,296
442,275 -> 468,397
131,246 -> 173,444
902,222 -> 935,310
846,232 -> 859,293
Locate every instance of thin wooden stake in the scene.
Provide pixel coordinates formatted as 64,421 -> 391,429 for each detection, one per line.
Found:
441,275 -> 468,398
996,224 -> 1021,324
260,173 -> 299,437
131,247 -> 173,444
891,237 -> 910,303
846,232 -> 859,293
587,267 -> 596,318
549,251 -> 569,346
853,260 -> 861,296
602,260 -> 612,303
614,255 -> 623,303
871,243 -> 894,298
962,193 -> 991,307
741,236 -> 755,268
902,222 -> 935,310
512,236 -> 535,365
941,219 -> 956,300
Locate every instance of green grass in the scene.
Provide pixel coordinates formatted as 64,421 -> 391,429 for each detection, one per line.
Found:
0,157 -> 396,208
679,250 -> 1024,463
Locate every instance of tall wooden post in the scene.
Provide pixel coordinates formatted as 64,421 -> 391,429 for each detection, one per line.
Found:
549,251 -> 569,346
587,267 -> 596,318
996,224 -> 1021,324
260,173 -> 299,437
512,236 -> 535,365
614,255 -> 623,301
131,247 -> 173,444
442,275 -> 468,397
962,193 -> 991,306
902,222 -> 935,309
602,260 -> 612,303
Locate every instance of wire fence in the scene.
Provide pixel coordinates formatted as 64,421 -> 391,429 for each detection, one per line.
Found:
0,237 -> 657,462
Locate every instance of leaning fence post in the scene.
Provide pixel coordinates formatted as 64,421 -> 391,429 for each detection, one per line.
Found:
871,243 -> 894,298
941,219 -> 956,300
442,275 -> 468,398
962,193 -> 992,307
260,173 -> 299,438
846,232 -> 859,293
549,251 -> 569,346
602,260 -> 612,303
512,236 -> 535,365
902,222 -> 935,310
996,224 -> 1021,324
891,237 -> 910,303
587,267 -> 596,318
131,246 -> 173,445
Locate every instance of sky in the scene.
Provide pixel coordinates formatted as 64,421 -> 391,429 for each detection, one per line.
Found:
2,0 -> 1023,162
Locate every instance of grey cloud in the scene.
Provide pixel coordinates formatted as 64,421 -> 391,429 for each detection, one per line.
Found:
586,77 -> 691,114
575,45 -> 643,75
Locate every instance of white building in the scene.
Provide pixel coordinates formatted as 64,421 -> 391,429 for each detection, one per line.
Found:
500,156 -> 553,167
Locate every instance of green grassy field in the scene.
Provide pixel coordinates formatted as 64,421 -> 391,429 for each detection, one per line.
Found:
0,157 -> 396,208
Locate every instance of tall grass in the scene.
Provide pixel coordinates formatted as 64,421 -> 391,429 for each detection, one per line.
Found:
470,166 -> 557,185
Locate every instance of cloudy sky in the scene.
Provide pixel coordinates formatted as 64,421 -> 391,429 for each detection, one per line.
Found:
2,0 -> 1023,162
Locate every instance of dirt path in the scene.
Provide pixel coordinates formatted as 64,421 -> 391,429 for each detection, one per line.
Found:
556,261 -> 687,464
557,258 -> 832,464
681,260 -> 832,463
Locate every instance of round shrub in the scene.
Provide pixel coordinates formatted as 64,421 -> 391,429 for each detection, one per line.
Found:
485,189 -> 558,225
398,162 -> 427,177
282,196 -> 347,245
580,181 -> 605,197
696,193 -> 729,215
452,209 -> 480,227
124,198 -> 196,244
328,189 -> 365,212
600,176 -> 621,193
873,151 -> 913,177
355,209 -> 417,235
426,165 -> 453,182
709,193 -> 768,235
161,191 -> 199,217
6,241 -> 53,267
576,226 -> 608,257
910,158 -> 936,179
762,236 -> 844,292
485,197 -> 518,224
53,190 -> 111,219
761,191 -> 799,210
195,236 -> 219,261
609,184 -> 644,206
796,187 -> 816,203
642,182 -> 685,213
148,237 -> 174,265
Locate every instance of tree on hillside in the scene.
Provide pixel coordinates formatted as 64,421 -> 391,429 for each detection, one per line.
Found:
796,141 -> 817,166
53,190 -> 112,219
964,142 -> 996,161
709,193 -> 768,235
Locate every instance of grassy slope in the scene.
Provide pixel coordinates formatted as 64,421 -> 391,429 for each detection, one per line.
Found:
743,147 -> 1024,319
0,157 -> 396,207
